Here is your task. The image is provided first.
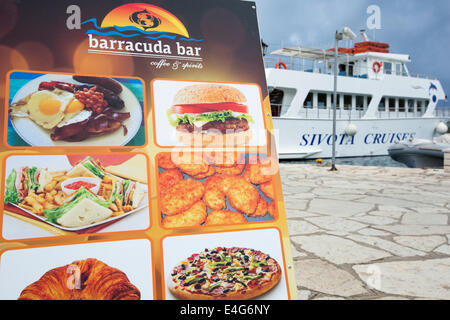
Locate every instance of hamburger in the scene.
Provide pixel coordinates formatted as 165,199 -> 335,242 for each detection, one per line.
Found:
167,84 -> 254,147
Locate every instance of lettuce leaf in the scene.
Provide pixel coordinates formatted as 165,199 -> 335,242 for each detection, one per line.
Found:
44,187 -> 111,224
83,162 -> 105,179
4,169 -> 19,204
28,167 -> 39,192
167,109 -> 254,127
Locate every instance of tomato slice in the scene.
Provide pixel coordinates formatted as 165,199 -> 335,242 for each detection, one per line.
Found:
171,103 -> 248,114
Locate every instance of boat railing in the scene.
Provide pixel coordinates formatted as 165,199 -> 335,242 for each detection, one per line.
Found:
265,56 -> 438,80
265,56 -> 372,79
435,107 -> 450,119
409,73 -> 438,80
270,103 -> 429,120
264,56 -> 332,75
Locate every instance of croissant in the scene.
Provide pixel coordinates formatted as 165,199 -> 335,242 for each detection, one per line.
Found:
18,258 -> 141,300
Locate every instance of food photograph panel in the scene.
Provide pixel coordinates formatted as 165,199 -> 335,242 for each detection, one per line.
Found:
6,71 -> 146,147
1,154 -> 150,240
152,79 -> 267,148
157,152 -> 279,229
162,228 -> 289,300
0,238 -> 154,300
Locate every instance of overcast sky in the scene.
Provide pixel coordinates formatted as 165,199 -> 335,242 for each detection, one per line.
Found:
253,0 -> 450,105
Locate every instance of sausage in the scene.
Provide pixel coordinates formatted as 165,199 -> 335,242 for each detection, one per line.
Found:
72,76 -> 123,94
94,86 -> 125,110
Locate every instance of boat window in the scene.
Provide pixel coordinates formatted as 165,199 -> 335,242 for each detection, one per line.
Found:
389,98 -> 396,112
348,62 -> 354,77
317,92 -> 327,109
378,98 -> 386,111
408,100 -> 414,113
355,95 -> 364,111
384,62 -> 392,75
417,100 -> 423,113
304,92 -> 313,108
269,89 -> 284,117
395,64 -> 402,76
343,95 -> 352,110
330,94 -> 341,109
398,99 -> 405,112
367,96 -> 372,108
402,64 -> 409,76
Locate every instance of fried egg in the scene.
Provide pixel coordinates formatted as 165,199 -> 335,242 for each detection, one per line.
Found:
25,90 -> 74,129
62,98 -> 86,123
57,109 -> 92,128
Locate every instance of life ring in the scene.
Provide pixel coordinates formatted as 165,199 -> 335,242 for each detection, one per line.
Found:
372,61 -> 382,73
275,62 -> 287,69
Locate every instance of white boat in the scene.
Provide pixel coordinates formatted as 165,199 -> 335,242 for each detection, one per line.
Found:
388,134 -> 450,168
265,32 -> 449,159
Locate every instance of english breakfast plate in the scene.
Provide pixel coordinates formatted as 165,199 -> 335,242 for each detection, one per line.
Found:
9,74 -> 143,147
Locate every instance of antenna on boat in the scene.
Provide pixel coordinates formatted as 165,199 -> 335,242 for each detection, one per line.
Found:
360,29 -> 369,41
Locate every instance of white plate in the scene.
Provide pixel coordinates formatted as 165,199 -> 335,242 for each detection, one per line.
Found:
11,202 -> 149,232
9,182 -> 149,232
4,155 -> 149,232
10,74 -> 143,147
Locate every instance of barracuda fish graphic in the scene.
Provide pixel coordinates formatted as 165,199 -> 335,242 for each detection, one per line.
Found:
129,9 -> 162,30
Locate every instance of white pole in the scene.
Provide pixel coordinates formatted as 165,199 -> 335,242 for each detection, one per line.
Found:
331,31 -> 339,171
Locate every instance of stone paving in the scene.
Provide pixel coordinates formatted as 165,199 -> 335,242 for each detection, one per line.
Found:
280,163 -> 450,300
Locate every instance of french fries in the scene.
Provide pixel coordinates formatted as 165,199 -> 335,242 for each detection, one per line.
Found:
16,169 -> 137,217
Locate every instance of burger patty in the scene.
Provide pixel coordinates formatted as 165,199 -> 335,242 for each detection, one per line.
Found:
177,118 -> 249,134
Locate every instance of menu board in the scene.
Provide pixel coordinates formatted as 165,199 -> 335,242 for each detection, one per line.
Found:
0,0 -> 297,300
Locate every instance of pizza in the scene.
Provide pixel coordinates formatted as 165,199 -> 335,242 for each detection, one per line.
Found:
168,247 -> 282,300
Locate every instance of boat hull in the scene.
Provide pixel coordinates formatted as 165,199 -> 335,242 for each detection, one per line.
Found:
388,146 -> 443,168
273,117 -> 443,159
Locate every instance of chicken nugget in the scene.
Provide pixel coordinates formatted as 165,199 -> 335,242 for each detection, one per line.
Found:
192,165 -> 216,179
221,176 -> 259,215
159,168 -> 183,196
244,156 -> 278,185
157,153 -> 177,169
162,201 -> 207,228
203,175 -> 226,210
205,210 -> 247,226
171,152 -> 210,177
211,151 -> 246,168
161,179 -> 205,216
215,164 -> 245,176
248,196 -> 268,217
259,180 -> 275,200
176,162 -> 210,177
268,202 -> 278,220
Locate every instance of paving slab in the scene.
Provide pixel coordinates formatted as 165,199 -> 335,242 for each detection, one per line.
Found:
294,259 -> 367,297
291,235 -> 391,265
288,220 -> 320,235
347,235 -> 426,257
393,236 -> 447,252
307,198 -> 373,217
306,216 -> 367,232
353,259 -> 450,299
402,212 -> 448,225
434,245 -> 450,255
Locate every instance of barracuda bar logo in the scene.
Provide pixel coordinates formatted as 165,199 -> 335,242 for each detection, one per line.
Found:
67,3 -> 204,63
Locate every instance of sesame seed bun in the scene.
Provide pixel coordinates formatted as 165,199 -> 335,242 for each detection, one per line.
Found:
173,84 -> 247,105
